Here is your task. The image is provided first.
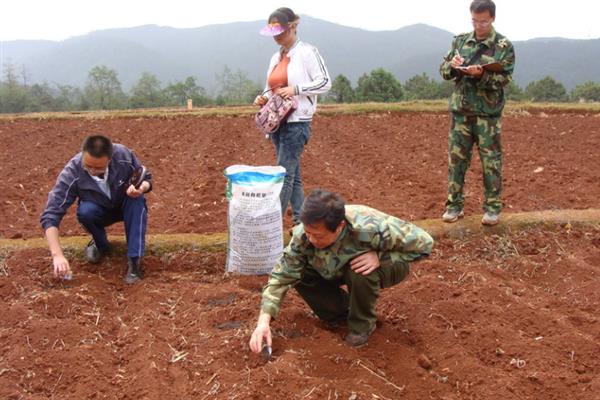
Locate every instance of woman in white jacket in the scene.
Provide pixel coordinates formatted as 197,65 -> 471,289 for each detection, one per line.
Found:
254,7 -> 331,225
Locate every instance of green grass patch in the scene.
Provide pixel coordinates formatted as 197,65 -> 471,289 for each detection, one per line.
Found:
2,210 -> 599,257
0,233 -> 229,258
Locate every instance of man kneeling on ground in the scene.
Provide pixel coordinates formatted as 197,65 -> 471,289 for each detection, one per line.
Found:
249,189 -> 433,350
40,135 -> 152,284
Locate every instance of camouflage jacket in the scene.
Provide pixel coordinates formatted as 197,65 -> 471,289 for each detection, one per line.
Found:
440,28 -> 515,117
260,205 -> 434,318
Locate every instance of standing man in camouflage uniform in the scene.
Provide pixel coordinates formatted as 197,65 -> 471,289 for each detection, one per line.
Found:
249,189 -> 433,349
440,0 -> 515,225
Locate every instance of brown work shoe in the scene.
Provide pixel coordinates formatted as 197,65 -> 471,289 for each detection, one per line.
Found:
345,324 -> 376,347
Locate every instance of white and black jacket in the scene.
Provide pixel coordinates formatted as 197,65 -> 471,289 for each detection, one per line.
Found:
263,40 -> 331,123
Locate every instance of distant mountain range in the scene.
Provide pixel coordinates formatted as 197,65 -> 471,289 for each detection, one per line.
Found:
2,16 -> 599,91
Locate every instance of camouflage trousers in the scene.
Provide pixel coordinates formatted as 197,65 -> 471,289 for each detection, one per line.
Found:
294,252 -> 409,334
446,113 -> 503,213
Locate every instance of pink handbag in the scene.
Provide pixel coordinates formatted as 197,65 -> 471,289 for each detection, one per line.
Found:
255,92 -> 298,136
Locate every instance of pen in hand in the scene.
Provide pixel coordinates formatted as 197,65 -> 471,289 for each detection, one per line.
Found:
454,49 -> 463,65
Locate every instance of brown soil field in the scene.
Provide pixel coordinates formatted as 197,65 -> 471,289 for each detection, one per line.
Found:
1,111 -> 599,239
1,111 -> 600,399
0,227 -> 599,399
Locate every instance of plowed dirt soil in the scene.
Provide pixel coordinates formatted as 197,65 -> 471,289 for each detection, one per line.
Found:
1,227 -> 599,399
1,111 -> 600,399
1,111 -> 599,239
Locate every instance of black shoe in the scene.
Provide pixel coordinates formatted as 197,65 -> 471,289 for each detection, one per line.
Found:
85,240 -> 107,264
124,257 -> 144,284
323,315 -> 348,330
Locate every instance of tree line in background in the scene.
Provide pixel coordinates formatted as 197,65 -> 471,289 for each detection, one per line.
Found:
1,62 -> 600,114
324,70 -> 600,104
0,64 -> 262,113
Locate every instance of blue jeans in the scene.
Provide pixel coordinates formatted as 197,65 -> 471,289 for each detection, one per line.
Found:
271,122 -> 311,224
76,196 -> 148,258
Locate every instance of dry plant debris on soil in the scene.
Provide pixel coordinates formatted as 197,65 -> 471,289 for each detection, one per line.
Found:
1,111 -> 599,398
1,111 -> 599,239
0,227 -> 599,398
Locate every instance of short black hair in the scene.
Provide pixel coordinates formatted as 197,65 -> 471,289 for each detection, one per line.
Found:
268,7 -> 299,26
300,189 -> 346,232
82,135 -> 113,158
470,0 -> 496,18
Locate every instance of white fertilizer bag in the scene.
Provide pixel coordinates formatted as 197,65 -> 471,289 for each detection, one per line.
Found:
224,165 -> 286,274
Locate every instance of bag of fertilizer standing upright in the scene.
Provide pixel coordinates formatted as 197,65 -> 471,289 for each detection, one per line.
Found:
224,165 -> 286,274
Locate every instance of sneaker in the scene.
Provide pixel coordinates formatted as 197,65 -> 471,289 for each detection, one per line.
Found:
482,212 -> 500,226
124,257 -> 144,284
442,208 -> 464,223
85,240 -> 105,264
345,324 -> 376,347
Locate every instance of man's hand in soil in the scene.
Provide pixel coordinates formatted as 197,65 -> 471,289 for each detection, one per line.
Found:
249,313 -> 272,353
45,226 -> 72,279
126,181 -> 150,198
53,254 -> 71,279
350,251 -> 380,275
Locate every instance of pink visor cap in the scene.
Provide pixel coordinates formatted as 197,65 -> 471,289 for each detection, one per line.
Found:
260,22 -> 289,36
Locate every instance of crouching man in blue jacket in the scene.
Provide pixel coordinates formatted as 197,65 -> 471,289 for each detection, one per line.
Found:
40,135 -> 152,284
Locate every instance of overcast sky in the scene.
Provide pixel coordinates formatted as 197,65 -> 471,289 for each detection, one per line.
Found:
1,0 -> 599,42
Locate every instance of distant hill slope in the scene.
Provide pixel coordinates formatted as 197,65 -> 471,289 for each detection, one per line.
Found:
2,16 -> 599,90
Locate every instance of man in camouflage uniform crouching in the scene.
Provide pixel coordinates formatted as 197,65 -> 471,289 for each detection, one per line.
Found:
440,0 -> 515,225
249,189 -> 433,350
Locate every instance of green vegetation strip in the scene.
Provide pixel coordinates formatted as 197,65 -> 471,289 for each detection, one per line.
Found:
418,209 -> 600,240
1,101 -> 600,121
0,233 -> 228,258
1,209 -> 598,256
